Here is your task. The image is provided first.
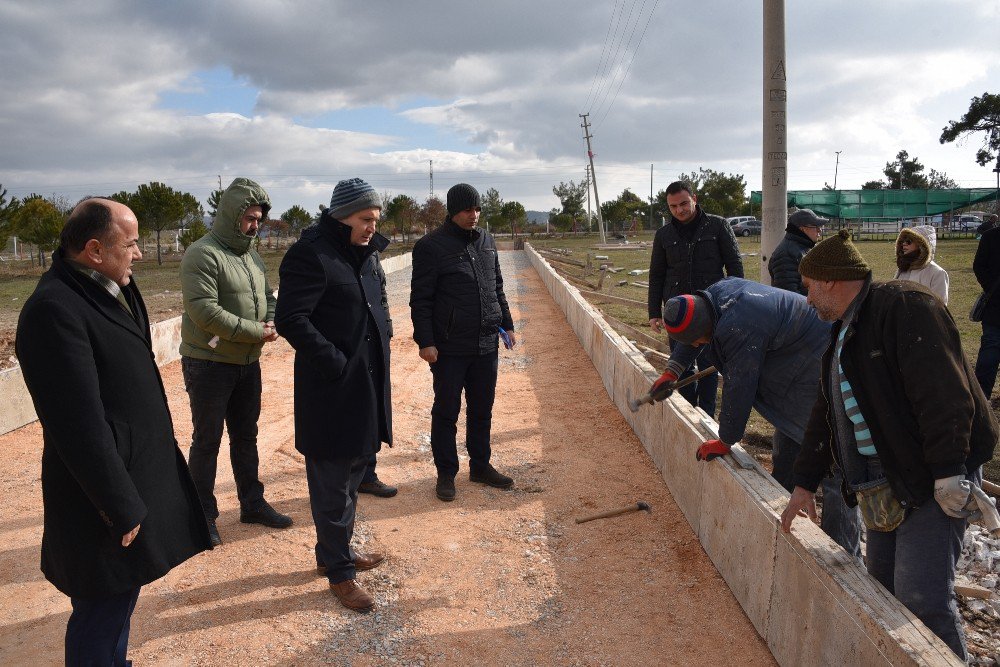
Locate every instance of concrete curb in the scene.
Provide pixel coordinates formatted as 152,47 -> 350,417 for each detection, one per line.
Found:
0,252 -> 414,437
524,244 -> 961,666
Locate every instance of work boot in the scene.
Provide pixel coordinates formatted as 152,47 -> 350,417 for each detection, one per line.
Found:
436,476 -> 456,502
207,519 -> 222,547
358,477 -> 398,498
316,552 -> 386,576
330,579 -> 375,612
240,501 -> 293,529
469,463 -> 514,489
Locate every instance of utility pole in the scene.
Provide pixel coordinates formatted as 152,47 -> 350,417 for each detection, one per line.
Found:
649,163 -> 654,232
580,113 -> 606,244
833,150 -> 842,190
429,159 -> 434,200
585,165 -> 593,232
218,174 -> 222,190
761,0 -> 787,286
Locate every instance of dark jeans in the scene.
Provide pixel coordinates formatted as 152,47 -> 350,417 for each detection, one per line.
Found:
772,430 -> 862,558
975,322 -> 1000,399
66,586 -> 140,666
430,352 -> 498,478
864,472 -> 978,661
668,338 -> 717,417
182,357 -> 265,520
305,454 -> 368,584
361,453 -> 378,484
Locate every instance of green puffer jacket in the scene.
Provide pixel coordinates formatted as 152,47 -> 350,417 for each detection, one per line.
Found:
180,178 -> 276,365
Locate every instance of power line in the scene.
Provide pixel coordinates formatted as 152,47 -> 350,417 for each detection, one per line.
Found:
594,0 -> 661,127
582,0 -> 623,113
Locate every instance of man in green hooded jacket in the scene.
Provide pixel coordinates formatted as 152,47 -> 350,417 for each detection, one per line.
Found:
180,178 -> 292,545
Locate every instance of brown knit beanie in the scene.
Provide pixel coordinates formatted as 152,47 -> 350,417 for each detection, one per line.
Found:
798,229 -> 871,281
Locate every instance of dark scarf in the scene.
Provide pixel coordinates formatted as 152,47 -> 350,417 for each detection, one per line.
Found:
895,247 -> 921,272
784,224 -> 816,247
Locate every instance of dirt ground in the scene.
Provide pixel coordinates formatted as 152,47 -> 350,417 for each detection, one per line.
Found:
0,253 -> 775,666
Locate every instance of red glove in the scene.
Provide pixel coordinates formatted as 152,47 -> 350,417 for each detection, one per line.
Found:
696,439 -> 731,462
649,370 -> 678,401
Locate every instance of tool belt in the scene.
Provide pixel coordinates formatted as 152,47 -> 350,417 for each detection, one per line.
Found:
855,481 -> 905,532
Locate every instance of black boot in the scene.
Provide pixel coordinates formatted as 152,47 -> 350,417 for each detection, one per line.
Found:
469,463 -> 513,489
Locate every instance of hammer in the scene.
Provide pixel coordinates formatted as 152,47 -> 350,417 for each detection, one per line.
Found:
628,365 -> 717,412
575,501 -> 651,524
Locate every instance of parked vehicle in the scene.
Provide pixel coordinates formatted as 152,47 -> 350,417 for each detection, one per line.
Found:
731,219 -> 762,236
726,215 -> 756,227
951,214 -> 982,231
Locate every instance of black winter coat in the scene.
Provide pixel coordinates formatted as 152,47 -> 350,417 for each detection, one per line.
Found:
767,226 -> 814,295
792,280 -> 998,508
16,250 -> 211,598
973,226 -> 1000,327
647,207 -> 744,319
410,219 -> 514,355
275,218 -> 393,459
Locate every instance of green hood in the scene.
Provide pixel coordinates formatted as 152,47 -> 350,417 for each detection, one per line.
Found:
212,178 -> 271,255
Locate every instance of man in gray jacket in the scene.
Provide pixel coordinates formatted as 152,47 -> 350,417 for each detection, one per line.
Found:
180,178 -> 291,546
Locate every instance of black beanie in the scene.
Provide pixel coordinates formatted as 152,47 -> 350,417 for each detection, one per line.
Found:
447,183 -> 481,216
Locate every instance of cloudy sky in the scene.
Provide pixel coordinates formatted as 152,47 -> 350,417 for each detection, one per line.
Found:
1,0 -> 998,216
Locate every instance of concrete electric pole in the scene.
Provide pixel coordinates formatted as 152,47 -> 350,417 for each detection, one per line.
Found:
580,113 -> 607,244
761,0 -> 787,285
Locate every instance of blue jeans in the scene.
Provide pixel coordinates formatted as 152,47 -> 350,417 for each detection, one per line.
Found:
66,586 -> 140,666
182,357 -> 266,520
668,339 -> 717,417
772,430 -> 862,557
975,322 -> 1000,398
306,454 -> 368,584
430,353 -> 498,478
864,471 -> 980,662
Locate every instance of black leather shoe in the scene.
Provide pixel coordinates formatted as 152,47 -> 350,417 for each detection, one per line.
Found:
358,478 -> 398,498
240,502 -> 293,529
207,519 -> 222,547
436,476 -> 456,501
469,464 -> 514,489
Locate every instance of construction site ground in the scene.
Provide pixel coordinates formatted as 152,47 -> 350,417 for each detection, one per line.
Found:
0,253 -> 777,665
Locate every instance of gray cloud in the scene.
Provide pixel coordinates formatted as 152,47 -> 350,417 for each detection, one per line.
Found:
0,0 -> 998,213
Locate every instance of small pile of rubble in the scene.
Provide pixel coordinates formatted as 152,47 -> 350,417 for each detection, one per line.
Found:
957,523 -> 1000,664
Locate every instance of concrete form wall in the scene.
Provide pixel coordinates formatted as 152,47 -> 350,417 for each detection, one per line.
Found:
524,245 -> 961,667
0,253 -> 414,437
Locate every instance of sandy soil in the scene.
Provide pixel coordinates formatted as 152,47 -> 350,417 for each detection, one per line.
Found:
0,253 -> 777,665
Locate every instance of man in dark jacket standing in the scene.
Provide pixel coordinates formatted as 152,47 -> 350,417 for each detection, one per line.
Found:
649,278 -> 860,556
973,223 -> 1000,397
275,178 -> 392,613
410,183 -> 516,502
767,208 -> 825,294
647,181 -> 743,416
781,230 -> 997,661
16,198 -> 211,665
180,178 -> 291,546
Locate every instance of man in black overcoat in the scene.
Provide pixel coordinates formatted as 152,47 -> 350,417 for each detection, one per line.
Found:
275,178 -> 393,613
16,198 -> 212,665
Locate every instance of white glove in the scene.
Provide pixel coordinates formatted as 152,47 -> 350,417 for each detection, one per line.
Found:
934,475 -> 971,518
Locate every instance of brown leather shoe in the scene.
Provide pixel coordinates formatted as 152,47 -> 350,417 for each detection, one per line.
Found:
316,552 -> 386,576
354,551 -> 386,571
329,579 -> 375,612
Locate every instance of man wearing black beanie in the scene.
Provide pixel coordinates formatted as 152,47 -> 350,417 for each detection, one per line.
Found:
410,183 -> 516,501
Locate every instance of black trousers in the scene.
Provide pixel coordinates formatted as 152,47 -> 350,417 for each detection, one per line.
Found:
182,357 -> 266,519
66,586 -> 141,666
305,454 -> 368,584
430,352 -> 498,478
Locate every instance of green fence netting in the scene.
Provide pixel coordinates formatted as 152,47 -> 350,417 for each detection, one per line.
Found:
749,189 -> 1000,219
